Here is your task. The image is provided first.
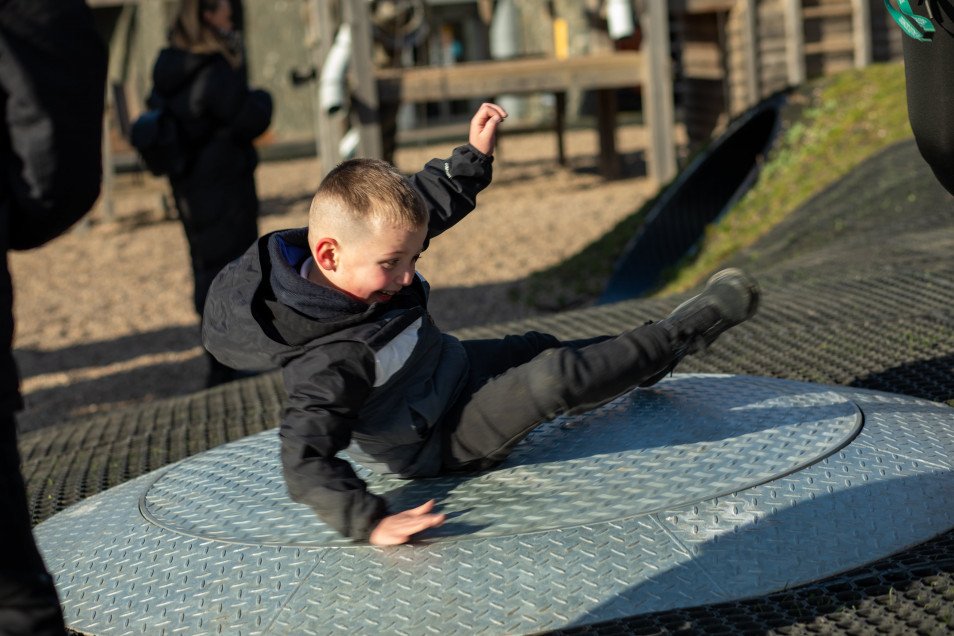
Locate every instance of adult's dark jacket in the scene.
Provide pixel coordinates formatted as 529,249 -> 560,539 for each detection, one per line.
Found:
203,145 -> 493,541
0,0 -> 107,414
0,3 -> 106,633
150,46 -> 272,312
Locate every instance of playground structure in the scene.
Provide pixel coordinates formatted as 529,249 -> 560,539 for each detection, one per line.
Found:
304,0 -> 676,182
92,0 -> 905,203
300,0 -> 903,184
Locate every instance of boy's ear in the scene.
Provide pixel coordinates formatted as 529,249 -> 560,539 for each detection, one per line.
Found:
314,238 -> 339,271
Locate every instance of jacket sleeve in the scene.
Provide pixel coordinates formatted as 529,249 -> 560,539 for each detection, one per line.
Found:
0,0 -> 107,250
410,143 -> 493,241
279,341 -> 388,541
201,60 -> 273,142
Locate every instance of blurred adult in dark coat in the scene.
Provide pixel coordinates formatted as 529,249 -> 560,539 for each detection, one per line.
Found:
0,1 -> 107,633
149,0 -> 272,386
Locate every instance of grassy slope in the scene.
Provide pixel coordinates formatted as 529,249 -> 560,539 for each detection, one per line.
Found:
522,61 -> 913,308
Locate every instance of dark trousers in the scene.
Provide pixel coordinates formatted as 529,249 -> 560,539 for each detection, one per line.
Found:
171,178 -> 259,316
172,177 -> 259,386
0,416 -> 66,636
442,323 -> 673,470
903,4 -> 954,196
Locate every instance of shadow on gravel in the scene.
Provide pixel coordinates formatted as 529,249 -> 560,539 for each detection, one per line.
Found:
14,325 -> 207,432
15,325 -> 202,377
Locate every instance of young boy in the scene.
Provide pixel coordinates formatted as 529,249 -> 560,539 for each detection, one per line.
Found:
202,103 -> 760,546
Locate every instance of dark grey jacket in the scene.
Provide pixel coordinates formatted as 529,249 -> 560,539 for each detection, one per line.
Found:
150,46 -> 272,313
202,145 -> 493,540
0,0 -> 106,413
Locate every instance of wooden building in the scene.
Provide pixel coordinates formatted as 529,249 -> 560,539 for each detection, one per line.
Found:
672,0 -> 905,148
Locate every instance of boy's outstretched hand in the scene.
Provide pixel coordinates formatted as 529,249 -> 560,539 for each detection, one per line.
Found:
369,499 -> 446,546
469,102 -> 508,157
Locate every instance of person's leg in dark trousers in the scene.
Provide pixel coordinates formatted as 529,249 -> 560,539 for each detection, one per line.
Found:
0,416 -> 67,636
173,178 -> 259,387
443,323 -> 673,470
0,241 -> 65,634
903,2 -> 954,196
441,268 -> 760,470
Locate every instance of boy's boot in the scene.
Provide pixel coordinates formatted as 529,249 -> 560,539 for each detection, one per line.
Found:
640,268 -> 760,387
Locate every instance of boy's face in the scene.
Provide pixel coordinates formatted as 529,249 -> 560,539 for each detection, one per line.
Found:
319,223 -> 428,304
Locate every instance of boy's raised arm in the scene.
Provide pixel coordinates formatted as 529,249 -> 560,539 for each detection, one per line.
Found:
411,103 -> 507,241
468,102 -> 507,157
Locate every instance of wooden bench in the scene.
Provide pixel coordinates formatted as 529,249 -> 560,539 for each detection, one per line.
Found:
375,53 -> 648,179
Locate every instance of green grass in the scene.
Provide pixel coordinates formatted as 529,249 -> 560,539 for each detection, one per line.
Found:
519,61 -> 913,309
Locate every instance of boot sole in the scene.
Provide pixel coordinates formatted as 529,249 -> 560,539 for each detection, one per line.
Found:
669,268 -> 760,326
703,267 -> 760,323
639,269 -> 759,388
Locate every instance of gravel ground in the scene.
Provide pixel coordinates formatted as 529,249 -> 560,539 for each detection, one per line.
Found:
10,122 -> 661,433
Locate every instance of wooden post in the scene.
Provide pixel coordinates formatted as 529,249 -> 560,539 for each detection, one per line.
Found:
100,111 -> 114,224
640,0 -> 676,185
596,90 -> 619,178
345,0 -> 382,159
308,0 -> 343,174
740,0 -> 760,110
555,91 -> 567,167
851,0 -> 872,68
783,0 -> 805,86
97,3 -> 138,225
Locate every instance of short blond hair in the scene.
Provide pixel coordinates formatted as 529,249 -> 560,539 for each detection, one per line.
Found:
308,158 -> 429,252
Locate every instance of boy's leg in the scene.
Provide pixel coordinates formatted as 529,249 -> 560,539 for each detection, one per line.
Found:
442,268 -> 759,470
458,330 -> 614,380
443,323 -> 673,470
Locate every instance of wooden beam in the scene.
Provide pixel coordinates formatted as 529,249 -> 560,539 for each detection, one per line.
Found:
803,36 -> 856,56
376,53 -> 643,104
87,0 -> 139,6
668,0 -> 735,13
681,42 -> 725,79
802,5 -> 852,19
87,0 -> 175,7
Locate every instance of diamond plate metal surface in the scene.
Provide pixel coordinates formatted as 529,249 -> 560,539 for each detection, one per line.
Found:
140,374 -> 860,547
33,375 -> 954,636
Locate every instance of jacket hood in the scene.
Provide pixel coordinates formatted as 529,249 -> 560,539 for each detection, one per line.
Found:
267,228 -> 375,327
201,228 -> 386,371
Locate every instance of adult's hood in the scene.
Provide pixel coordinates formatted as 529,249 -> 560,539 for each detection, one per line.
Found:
151,46 -> 218,98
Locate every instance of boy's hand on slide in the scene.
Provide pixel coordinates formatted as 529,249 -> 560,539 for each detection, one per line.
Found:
369,499 -> 446,546
469,102 -> 508,157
